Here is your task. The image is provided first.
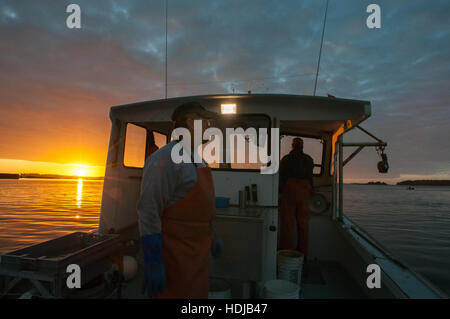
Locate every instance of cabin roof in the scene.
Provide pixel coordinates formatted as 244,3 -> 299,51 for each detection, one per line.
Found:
109,94 -> 371,134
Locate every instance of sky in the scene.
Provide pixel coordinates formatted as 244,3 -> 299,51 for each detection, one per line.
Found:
0,0 -> 449,182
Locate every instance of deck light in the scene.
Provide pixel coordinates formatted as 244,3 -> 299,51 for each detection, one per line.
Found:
221,103 -> 236,114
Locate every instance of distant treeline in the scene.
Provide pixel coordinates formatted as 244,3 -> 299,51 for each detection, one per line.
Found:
348,181 -> 389,185
397,180 -> 450,186
0,173 -> 103,180
0,173 -> 20,179
21,173 -> 103,180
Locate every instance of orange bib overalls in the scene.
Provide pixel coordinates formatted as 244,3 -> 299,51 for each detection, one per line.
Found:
157,166 -> 215,298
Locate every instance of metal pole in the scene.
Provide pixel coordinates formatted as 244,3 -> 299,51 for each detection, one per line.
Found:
342,142 -> 387,147
338,134 -> 343,221
332,141 -> 338,220
165,0 -> 168,99
343,146 -> 364,166
313,0 -> 329,96
356,125 -> 383,143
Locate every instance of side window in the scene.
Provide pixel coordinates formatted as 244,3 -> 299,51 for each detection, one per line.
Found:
145,130 -> 168,160
280,135 -> 324,175
124,123 -> 147,168
153,131 -> 167,149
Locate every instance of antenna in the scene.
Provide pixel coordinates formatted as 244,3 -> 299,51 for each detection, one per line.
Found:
165,0 -> 168,99
313,0 -> 329,96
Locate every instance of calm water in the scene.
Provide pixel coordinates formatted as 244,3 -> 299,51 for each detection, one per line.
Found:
344,184 -> 450,297
0,179 -> 449,296
0,179 -> 102,253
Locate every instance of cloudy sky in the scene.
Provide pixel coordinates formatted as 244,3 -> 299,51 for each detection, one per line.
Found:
0,0 -> 449,181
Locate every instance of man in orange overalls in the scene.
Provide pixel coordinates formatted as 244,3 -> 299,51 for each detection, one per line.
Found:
279,137 -> 314,257
137,102 -> 223,298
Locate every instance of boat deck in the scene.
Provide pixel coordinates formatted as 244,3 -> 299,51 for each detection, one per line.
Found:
300,259 -> 366,299
120,257 -> 366,299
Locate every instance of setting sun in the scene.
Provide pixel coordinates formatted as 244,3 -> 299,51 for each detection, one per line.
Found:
73,166 -> 88,177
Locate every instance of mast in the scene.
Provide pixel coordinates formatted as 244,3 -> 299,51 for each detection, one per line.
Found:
313,0 -> 329,96
165,0 -> 168,99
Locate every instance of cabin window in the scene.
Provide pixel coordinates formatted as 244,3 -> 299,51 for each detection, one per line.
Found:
153,131 -> 167,149
200,135 -> 221,169
145,130 -> 168,160
280,135 -> 324,175
124,123 -> 147,168
203,114 -> 271,171
228,131 -> 268,170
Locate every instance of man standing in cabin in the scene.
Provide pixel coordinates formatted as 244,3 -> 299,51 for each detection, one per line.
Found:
278,137 -> 314,257
137,101 -> 223,299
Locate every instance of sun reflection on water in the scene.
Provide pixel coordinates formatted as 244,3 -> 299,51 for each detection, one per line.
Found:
76,178 -> 83,209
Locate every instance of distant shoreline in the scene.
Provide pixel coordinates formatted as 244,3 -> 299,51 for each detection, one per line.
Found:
0,173 -> 449,186
0,173 -> 20,179
0,173 -> 103,180
396,180 -> 450,186
347,180 -> 450,186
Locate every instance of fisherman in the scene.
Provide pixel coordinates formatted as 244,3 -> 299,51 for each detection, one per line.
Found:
137,101 -> 223,298
278,137 -> 314,257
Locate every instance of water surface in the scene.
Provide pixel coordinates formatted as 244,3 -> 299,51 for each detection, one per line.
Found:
0,179 -> 101,253
0,180 -> 448,296
344,184 -> 450,296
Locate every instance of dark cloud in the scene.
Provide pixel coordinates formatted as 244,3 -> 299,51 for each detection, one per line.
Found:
0,0 -> 449,179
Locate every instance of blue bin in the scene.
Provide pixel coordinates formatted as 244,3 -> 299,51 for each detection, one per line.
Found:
215,197 -> 230,208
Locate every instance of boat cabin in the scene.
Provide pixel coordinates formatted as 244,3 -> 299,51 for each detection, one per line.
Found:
0,94 -> 445,299
96,94 -> 443,299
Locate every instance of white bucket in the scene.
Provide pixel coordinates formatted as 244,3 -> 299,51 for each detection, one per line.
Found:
208,277 -> 231,299
277,250 -> 304,285
263,280 -> 299,299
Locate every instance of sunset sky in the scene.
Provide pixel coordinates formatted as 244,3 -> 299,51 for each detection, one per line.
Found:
0,0 -> 449,182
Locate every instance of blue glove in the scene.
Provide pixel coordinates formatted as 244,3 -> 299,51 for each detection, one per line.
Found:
211,224 -> 223,259
141,234 -> 166,298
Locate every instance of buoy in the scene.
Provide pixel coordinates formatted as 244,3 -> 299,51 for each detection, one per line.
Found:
122,255 -> 138,281
263,280 -> 299,299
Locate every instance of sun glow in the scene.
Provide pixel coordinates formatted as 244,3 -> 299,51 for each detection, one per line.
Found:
73,166 -> 88,177
0,159 -> 105,177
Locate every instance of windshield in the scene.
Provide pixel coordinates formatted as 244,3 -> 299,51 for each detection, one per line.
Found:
200,114 -> 271,171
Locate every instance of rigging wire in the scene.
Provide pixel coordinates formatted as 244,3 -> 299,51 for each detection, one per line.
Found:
162,0 -> 329,94
165,0 -> 168,99
313,0 -> 329,96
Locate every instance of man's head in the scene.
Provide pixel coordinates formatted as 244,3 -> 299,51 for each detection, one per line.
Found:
171,101 -> 218,139
291,137 -> 304,152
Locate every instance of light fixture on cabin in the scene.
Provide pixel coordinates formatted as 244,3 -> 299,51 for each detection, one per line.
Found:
221,103 -> 236,114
